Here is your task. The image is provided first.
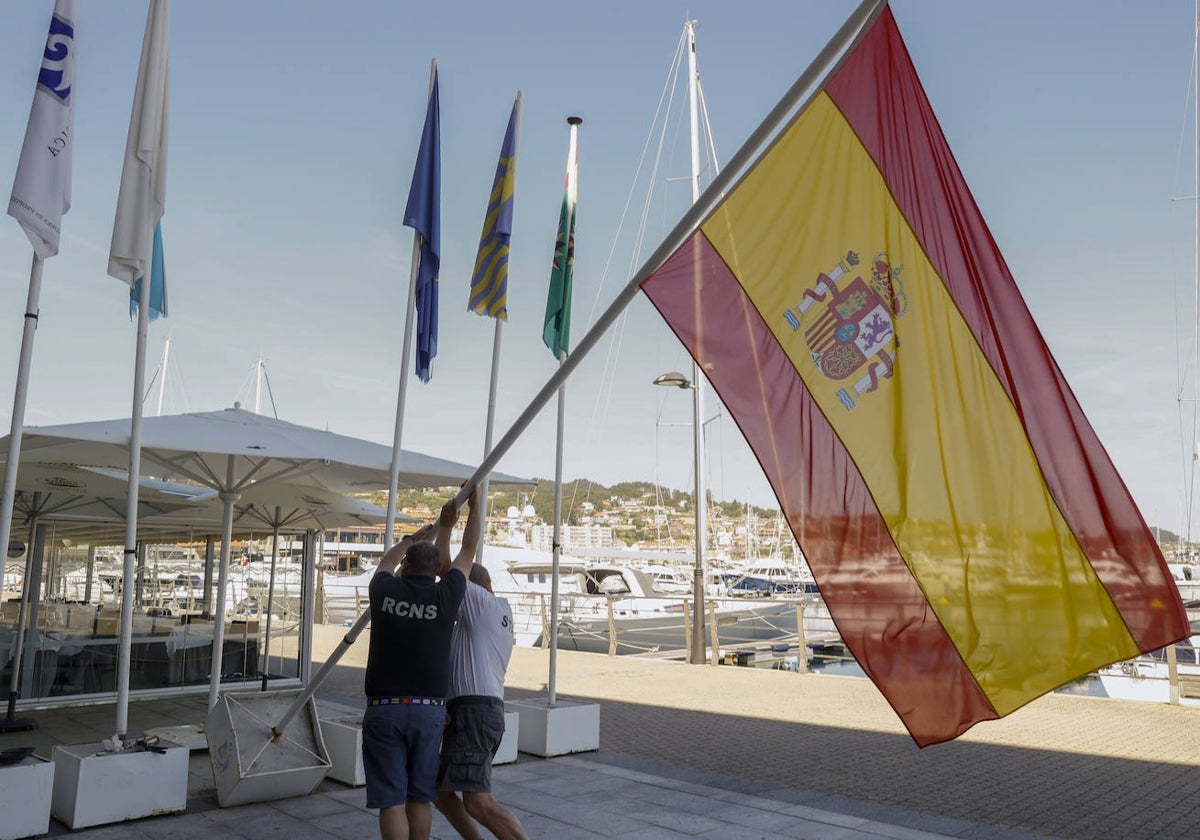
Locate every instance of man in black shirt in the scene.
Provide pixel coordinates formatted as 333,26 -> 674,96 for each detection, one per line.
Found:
363,486 -> 481,840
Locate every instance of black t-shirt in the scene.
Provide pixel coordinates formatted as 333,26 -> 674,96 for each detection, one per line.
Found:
364,567 -> 466,699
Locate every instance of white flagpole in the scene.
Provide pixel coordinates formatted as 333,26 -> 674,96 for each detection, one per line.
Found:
548,354 -> 566,706
475,91 -> 524,566
549,113 -> 581,706
385,58 -> 438,552
1,0 -> 79,622
474,318 -> 502,565
276,56 -> 435,725
385,240 -> 420,548
0,255 -> 44,616
109,0 -> 171,738
117,276 -> 152,735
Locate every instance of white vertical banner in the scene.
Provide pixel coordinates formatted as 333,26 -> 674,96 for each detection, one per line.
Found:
8,0 -> 78,258
108,0 -> 170,287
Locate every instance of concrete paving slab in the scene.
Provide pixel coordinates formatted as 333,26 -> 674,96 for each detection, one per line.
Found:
3,634 -> 1198,838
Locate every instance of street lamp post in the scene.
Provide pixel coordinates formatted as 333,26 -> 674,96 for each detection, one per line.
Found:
653,370 -> 708,665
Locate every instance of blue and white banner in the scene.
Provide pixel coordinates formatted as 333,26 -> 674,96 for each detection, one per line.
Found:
8,0 -> 79,259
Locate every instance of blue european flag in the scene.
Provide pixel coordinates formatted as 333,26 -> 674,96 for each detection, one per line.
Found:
403,66 -> 441,383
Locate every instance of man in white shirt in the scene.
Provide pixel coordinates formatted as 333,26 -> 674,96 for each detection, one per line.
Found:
434,563 -> 528,840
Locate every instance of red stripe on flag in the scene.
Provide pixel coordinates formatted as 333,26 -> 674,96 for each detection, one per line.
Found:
642,232 -> 998,746
826,8 -> 1186,650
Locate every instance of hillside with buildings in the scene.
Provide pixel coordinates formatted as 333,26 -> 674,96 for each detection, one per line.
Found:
342,482 -> 1184,573
352,480 -> 789,565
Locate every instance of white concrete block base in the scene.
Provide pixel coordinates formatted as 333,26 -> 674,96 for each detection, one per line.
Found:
320,715 -> 365,786
507,696 -> 599,757
0,754 -> 54,839
321,707 -> 522,786
207,689 -> 331,808
50,740 -> 187,830
494,709 -> 520,765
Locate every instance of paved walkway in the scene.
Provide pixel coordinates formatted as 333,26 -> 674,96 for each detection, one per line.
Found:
2,626 -> 1198,838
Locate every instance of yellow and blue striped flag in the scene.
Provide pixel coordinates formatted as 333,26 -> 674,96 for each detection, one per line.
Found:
468,96 -> 521,320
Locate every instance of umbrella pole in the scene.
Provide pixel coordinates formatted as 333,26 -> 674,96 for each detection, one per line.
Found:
298,529 -> 317,684
1,577 -> 36,731
1,509 -> 40,732
84,546 -> 95,605
261,515 -> 279,691
202,537 -> 215,615
208,459 -> 239,709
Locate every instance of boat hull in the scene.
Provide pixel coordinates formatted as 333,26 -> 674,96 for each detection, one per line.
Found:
532,601 -> 799,656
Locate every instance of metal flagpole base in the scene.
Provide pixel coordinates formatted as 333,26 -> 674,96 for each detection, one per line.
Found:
0,693 -> 38,732
208,689 -> 330,807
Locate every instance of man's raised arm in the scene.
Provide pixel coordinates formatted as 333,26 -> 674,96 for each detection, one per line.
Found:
450,485 -> 481,577
435,497 -> 459,575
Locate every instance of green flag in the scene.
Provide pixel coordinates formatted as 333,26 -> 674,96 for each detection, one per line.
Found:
543,119 -> 580,357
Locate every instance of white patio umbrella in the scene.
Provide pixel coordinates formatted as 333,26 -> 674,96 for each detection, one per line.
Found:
4,405 -> 530,714
0,461 -> 212,606
0,461 -> 212,730
78,470 -> 407,532
128,481 -> 409,691
15,479 -> 405,633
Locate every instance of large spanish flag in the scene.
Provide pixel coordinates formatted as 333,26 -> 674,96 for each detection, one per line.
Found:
642,4 -> 1189,747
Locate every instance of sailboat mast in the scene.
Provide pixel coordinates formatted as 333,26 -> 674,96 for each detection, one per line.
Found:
684,19 -> 710,665
155,333 -> 171,417
1192,0 -> 1199,549
254,357 -> 264,415
687,20 -> 703,206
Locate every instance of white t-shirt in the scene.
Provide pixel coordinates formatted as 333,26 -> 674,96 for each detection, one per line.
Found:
448,581 -> 514,700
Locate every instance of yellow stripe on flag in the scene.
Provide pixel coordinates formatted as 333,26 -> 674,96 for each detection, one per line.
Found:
701,93 -> 1140,714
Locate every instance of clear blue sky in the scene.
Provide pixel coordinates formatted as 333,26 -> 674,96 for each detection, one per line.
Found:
1,1 -> 1196,534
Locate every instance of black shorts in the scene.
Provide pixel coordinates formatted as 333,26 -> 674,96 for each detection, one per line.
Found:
436,696 -> 505,794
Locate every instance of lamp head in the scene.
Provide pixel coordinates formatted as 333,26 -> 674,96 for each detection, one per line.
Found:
653,371 -> 692,389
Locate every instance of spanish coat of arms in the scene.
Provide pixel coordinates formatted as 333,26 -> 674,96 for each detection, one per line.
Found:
782,251 -> 908,409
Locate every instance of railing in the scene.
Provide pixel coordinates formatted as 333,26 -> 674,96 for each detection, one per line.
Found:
312,585 -> 1199,706
483,588 -> 819,662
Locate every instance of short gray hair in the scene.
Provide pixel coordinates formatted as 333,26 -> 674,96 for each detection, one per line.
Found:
469,564 -> 491,588
403,541 -> 440,574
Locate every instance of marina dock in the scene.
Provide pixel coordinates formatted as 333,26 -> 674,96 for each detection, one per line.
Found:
3,624 -> 1197,838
